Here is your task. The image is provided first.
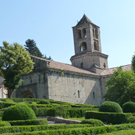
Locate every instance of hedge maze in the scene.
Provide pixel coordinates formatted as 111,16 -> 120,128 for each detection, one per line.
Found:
0,99 -> 135,134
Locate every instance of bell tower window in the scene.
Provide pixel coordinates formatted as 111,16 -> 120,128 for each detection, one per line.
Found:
94,41 -> 99,51
78,30 -> 82,39
80,42 -> 87,52
103,63 -> 106,69
83,28 -> 87,38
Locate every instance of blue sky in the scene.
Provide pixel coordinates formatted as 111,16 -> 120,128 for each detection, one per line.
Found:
0,0 -> 135,68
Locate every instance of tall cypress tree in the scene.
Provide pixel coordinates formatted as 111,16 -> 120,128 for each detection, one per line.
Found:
24,39 -> 43,58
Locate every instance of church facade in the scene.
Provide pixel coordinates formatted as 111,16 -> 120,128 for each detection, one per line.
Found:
12,15 -> 131,106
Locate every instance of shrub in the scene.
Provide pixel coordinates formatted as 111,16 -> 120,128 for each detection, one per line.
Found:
0,121 -> 11,127
126,116 -> 135,123
85,111 -> 132,124
81,119 -> 104,126
2,104 -> 36,121
9,119 -> 48,126
123,101 -> 135,113
38,100 -> 50,104
47,108 -> 56,116
99,101 -> 123,113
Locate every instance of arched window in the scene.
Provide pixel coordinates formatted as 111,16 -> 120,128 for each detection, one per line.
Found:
80,63 -> 84,68
78,30 -> 82,39
78,90 -> 80,98
93,92 -> 95,99
95,28 -> 98,39
80,42 -> 87,52
83,28 -> 86,38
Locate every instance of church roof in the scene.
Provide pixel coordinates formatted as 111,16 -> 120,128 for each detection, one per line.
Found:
100,64 -> 132,76
77,14 -> 93,26
31,56 -> 98,76
31,56 -> 132,76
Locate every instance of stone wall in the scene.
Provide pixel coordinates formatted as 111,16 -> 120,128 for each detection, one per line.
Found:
48,69 -> 103,106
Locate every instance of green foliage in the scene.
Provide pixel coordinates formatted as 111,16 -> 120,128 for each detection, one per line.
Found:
99,101 -> 123,113
132,54 -> 135,73
37,100 -> 50,104
0,121 -> 11,127
0,124 -> 94,134
85,111 -> 132,124
123,101 -> 135,113
24,39 -> 43,58
47,108 -> 56,116
0,41 -> 34,98
0,102 -> 16,109
103,67 -> 135,105
81,119 -> 104,126
126,116 -> 135,123
9,119 -> 48,126
2,104 -> 36,121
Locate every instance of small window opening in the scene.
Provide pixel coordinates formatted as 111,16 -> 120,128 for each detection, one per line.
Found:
93,92 -> 95,99
83,28 -> 87,38
103,63 -> 106,69
81,63 -> 84,68
78,30 -> 82,39
80,42 -> 87,52
95,28 -> 98,39
78,90 -> 80,98
94,41 -> 99,51
93,28 -> 95,37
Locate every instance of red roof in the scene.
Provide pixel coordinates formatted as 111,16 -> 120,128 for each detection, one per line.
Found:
31,56 -> 132,76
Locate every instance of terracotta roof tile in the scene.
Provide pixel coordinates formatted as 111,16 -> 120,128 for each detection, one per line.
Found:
100,64 -> 132,75
31,56 -> 98,76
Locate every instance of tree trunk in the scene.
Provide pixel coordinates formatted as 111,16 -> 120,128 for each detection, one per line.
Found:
8,90 -> 14,98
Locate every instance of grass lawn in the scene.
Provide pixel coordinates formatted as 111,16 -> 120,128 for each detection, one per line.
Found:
100,130 -> 135,135
67,117 -> 85,121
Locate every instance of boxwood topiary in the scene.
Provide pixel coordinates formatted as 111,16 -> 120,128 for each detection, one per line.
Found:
123,101 -> 135,113
126,116 -> 135,123
0,121 -> 11,126
99,101 -> 123,113
81,119 -> 104,126
2,104 -> 37,121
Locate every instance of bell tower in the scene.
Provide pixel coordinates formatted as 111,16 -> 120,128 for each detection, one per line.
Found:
70,14 -> 108,73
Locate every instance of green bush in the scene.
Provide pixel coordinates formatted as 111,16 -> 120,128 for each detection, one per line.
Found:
37,100 -> 50,104
0,124 -> 93,134
126,116 -> 135,123
9,119 -> 48,126
2,104 -> 36,121
36,108 -> 47,117
85,111 -> 132,124
0,121 -> 11,127
123,101 -> 135,113
81,119 -> 104,126
99,101 -> 123,113
47,108 -> 56,116
0,102 -> 16,109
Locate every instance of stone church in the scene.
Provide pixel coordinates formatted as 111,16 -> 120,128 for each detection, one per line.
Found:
12,15 -> 131,106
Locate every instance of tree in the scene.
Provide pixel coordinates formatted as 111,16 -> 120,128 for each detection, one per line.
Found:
103,67 -> 135,105
132,54 -> 135,73
24,39 -> 43,58
0,41 -> 34,98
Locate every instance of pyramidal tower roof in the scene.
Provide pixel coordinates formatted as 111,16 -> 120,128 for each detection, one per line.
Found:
77,14 -> 92,26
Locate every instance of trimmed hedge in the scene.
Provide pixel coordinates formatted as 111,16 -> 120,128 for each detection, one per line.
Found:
0,121 -> 11,127
37,100 -> 50,104
126,116 -> 135,123
2,124 -> 135,135
2,104 -> 36,121
0,102 -> 16,109
47,108 -> 56,116
81,119 -> 104,126
0,124 -> 94,134
123,101 -> 135,113
9,119 -> 48,126
99,101 -> 123,113
85,111 -> 132,124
